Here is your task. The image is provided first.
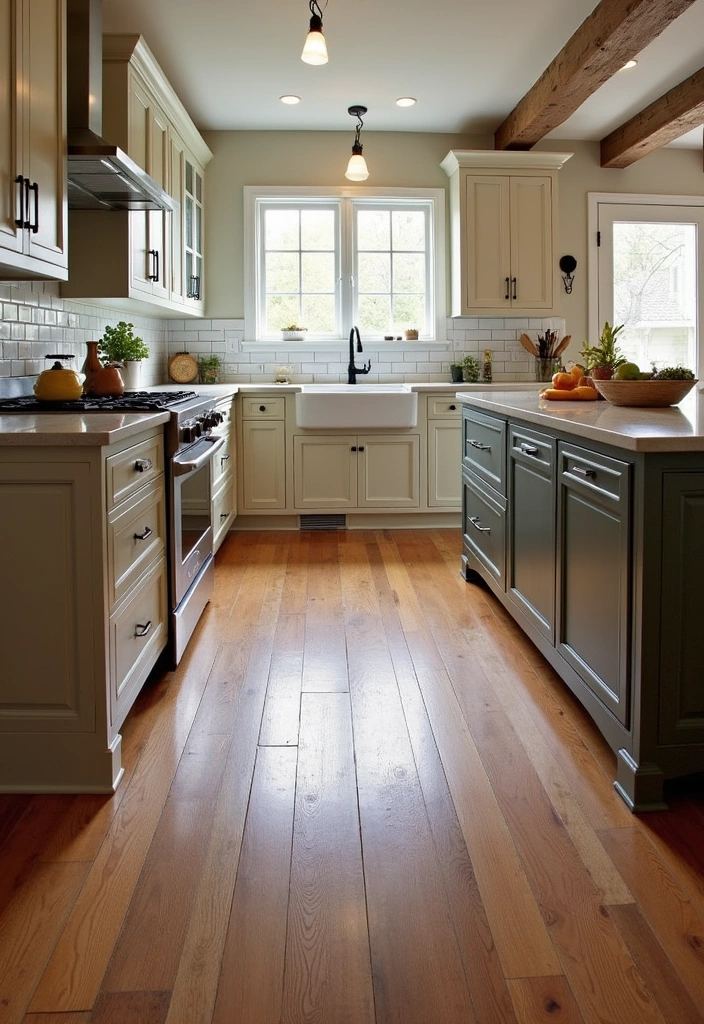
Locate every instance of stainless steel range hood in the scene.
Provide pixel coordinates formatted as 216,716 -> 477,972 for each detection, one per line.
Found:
67,0 -> 177,212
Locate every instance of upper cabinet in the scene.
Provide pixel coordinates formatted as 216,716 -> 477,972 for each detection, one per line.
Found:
62,34 -> 213,317
0,0 -> 68,280
441,150 -> 571,318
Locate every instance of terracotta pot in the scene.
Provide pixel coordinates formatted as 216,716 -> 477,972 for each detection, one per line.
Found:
82,342 -> 125,396
589,366 -> 613,380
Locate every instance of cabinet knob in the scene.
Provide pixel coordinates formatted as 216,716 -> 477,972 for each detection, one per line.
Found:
259,405 -> 266,412
351,446 -> 357,452
449,404 -> 456,410
358,446 -> 365,452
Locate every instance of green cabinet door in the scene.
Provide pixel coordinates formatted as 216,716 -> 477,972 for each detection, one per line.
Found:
508,423 -> 556,642
556,443 -> 631,726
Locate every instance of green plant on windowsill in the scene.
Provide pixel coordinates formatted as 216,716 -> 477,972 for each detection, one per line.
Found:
98,321 -> 149,363
197,354 -> 221,384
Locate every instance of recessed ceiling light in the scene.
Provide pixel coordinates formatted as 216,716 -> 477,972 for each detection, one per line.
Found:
621,59 -> 638,70
280,94 -> 301,104
395,97 -> 417,107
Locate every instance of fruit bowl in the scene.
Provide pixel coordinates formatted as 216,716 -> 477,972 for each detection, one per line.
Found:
593,378 -> 697,407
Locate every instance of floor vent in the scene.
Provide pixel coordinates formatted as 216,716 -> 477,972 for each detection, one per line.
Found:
299,514 -> 347,531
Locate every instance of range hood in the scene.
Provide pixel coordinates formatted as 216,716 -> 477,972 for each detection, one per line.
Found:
67,0 -> 177,213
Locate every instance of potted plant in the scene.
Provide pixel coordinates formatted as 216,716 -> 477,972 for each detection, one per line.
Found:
197,354 -> 221,384
460,353 -> 480,383
98,321 -> 149,390
450,361 -> 464,383
281,324 -> 307,341
579,321 -> 627,380
404,327 -> 419,341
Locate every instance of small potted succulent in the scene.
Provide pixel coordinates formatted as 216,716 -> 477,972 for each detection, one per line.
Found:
281,324 -> 308,341
98,321 -> 149,390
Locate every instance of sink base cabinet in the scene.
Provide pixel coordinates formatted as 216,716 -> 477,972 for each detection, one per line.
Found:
0,430 -> 167,792
461,403 -> 704,811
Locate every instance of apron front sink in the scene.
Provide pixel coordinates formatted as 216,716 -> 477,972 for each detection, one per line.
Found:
295,384 -> 418,429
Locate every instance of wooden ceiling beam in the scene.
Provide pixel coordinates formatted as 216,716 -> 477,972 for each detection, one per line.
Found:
600,67 -> 704,167
494,0 -> 697,151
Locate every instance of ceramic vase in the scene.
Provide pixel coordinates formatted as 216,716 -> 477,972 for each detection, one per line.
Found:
120,360 -> 142,391
82,342 -> 125,396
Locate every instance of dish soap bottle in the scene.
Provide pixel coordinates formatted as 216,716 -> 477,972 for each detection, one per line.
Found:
482,349 -> 492,383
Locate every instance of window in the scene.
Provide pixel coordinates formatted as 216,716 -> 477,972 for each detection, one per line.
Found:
589,194 -> 704,375
245,187 -> 445,342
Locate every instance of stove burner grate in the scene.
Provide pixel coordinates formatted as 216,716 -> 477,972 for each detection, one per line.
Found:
0,390 -> 199,413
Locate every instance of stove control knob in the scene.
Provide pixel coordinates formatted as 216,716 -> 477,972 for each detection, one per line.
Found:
181,423 -> 195,444
193,419 -> 204,437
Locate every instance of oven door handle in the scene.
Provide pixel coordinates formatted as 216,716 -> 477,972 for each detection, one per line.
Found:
172,433 -> 226,477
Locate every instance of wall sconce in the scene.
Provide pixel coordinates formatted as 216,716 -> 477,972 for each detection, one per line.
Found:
301,0 -> 328,65
345,105 -> 369,181
559,255 -> 577,294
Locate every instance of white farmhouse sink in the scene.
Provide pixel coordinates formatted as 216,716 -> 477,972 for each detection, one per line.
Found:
296,384 -> 418,429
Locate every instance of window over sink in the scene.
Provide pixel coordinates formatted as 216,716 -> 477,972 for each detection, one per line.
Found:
244,186 -> 446,344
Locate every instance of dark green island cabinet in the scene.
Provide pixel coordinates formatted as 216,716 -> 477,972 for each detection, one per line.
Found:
459,390 -> 704,811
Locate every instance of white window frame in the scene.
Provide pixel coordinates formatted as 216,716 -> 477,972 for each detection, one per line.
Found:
588,192 -> 704,374
244,185 -> 446,344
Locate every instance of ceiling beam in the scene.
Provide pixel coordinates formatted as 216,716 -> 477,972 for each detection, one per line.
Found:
600,67 -> 704,166
494,0 -> 697,151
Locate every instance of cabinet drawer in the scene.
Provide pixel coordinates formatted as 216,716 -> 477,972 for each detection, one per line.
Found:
463,470 -> 506,588
241,396 -> 285,419
462,408 -> 506,494
106,433 -> 164,509
428,395 -> 462,418
108,479 -> 166,607
109,558 -> 168,729
559,443 -> 630,505
212,477 -> 236,551
211,430 -> 233,491
509,423 -> 555,479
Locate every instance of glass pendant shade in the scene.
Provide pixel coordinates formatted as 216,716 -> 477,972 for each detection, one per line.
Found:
345,149 -> 369,181
301,26 -> 328,64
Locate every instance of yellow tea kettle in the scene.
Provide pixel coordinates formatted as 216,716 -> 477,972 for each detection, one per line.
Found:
33,356 -> 84,402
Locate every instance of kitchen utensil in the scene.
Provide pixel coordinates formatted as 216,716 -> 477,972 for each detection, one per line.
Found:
33,359 -> 84,401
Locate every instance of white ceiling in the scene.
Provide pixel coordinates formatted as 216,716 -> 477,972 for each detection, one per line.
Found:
102,0 -> 704,149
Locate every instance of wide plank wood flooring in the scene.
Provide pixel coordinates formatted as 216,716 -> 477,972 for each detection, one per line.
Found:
1,529 -> 704,1024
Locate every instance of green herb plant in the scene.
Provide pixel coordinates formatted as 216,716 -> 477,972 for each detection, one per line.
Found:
197,354 -> 221,384
460,354 -> 480,383
98,321 -> 149,363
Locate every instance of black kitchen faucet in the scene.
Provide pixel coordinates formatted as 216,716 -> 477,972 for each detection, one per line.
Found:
348,326 -> 371,384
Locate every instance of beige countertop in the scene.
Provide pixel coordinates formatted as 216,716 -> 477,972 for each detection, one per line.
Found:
457,388 -> 704,452
0,410 -> 170,446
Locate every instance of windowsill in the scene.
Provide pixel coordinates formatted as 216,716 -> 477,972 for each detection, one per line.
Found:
242,339 -> 452,351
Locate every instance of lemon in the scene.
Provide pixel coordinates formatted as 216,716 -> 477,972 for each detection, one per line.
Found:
614,361 -> 640,380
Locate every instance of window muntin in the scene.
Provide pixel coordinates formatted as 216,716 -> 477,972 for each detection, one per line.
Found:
250,189 -> 441,342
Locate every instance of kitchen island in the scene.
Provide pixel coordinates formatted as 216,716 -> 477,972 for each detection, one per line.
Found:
457,388 -> 704,810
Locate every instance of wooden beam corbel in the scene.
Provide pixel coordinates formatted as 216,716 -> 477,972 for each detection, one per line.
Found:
600,66 -> 704,167
494,0 -> 697,151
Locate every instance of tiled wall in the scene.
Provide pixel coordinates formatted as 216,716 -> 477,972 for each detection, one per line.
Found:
0,282 -> 167,385
0,282 -> 564,385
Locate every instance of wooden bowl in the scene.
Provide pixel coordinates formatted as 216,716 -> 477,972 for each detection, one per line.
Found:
593,379 -> 697,407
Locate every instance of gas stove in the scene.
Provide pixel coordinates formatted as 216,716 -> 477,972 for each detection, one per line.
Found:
0,389 -> 198,412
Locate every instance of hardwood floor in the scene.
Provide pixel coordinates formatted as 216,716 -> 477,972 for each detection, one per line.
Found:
1,529 -> 704,1024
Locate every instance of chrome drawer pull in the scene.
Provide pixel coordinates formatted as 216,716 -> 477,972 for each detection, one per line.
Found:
519,443 -> 539,456
134,458 -> 153,473
469,440 -> 491,451
221,453 -> 231,462
572,466 -> 596,478
134,621 -> 152,638
468,515 -> 491,534
133,526 -> 153,541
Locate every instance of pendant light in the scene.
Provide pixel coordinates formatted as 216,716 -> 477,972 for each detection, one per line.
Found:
345,105 -> 369,181
301,0 -> 328,65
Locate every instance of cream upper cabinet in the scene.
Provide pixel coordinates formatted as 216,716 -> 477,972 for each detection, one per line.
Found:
0,0 -> 67,280
62,33 -> 212,316
441,150 -> 571,317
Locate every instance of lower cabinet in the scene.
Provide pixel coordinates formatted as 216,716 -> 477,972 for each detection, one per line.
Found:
211,396 -> 236,551
427,395 -> 462,507
0,428 -> 167,792
294,433 -> 420,510
238,396 -> 287,512
460,401 -> 704,811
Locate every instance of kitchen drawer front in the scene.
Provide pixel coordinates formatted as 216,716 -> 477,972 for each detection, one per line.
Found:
106,433 -> 164,509
108,478 -> 166,607
509,422 -> 555,480
462,408 -> 506,494
558,443 -> 630,506
428,395 -> 462,418
212,475 -> 236,552
241,396 -> 285,419
462,470 -> 506,588
211,429 -> 233,491
109,557 -> 168,729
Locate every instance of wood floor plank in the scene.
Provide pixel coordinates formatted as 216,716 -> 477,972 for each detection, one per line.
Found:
608,903 -> 704,1024
373,534 -> 562,980
301,622 -> 349,692
599,827 -> 704,1010
259,617 -> 304,746
281,692 -> 374,1024
507,976 -> 586,1023
22,1015 -> 90,1023
87,991 -> 170,1024
211,745 -> 297,1024
340,542 -> 478,1024
0,862 -> 88,1024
